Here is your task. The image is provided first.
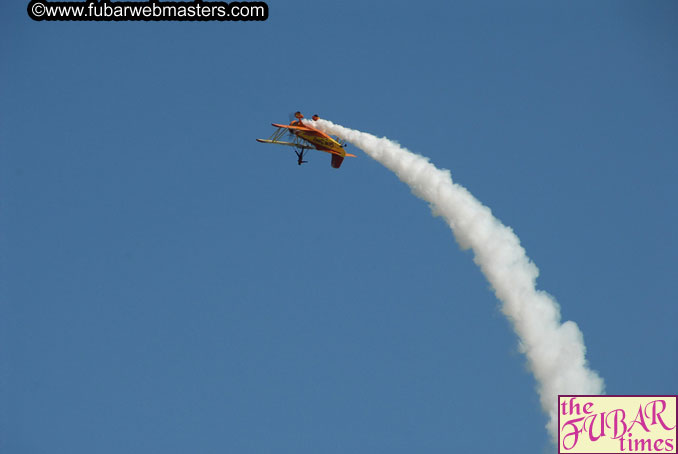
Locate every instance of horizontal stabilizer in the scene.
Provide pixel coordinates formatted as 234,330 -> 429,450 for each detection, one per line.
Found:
316,149 -> 358,158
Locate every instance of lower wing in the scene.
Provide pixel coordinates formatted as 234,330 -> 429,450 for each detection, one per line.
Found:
256,139 -> 312,149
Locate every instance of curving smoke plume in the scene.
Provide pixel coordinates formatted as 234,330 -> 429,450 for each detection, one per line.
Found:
307,118 -> 605,440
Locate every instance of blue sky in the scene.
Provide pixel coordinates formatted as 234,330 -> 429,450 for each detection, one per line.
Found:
2,1 -> 677,452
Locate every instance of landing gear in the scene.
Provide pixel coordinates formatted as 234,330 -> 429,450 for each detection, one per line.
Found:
295,149 -> 308,166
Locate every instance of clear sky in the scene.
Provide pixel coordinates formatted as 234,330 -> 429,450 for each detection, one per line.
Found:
2,1 -> 677,453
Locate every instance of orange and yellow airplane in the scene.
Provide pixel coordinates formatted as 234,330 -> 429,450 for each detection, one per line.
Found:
256,112 -> 356,168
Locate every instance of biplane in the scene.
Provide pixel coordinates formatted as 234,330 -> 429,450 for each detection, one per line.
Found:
256,112 -> 356,168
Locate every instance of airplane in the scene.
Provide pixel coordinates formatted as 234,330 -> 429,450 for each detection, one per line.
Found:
256,112 -> 356,168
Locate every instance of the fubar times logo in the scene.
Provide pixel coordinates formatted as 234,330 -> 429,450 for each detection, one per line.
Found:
559,395 -> 677,453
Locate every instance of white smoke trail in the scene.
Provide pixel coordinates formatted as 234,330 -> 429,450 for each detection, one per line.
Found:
308,118 -> 605,440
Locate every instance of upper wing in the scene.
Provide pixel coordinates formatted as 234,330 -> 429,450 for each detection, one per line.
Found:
271,123 -> 313,131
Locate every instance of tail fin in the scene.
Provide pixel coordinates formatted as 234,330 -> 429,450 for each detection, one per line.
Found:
331,154 -> 344,169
